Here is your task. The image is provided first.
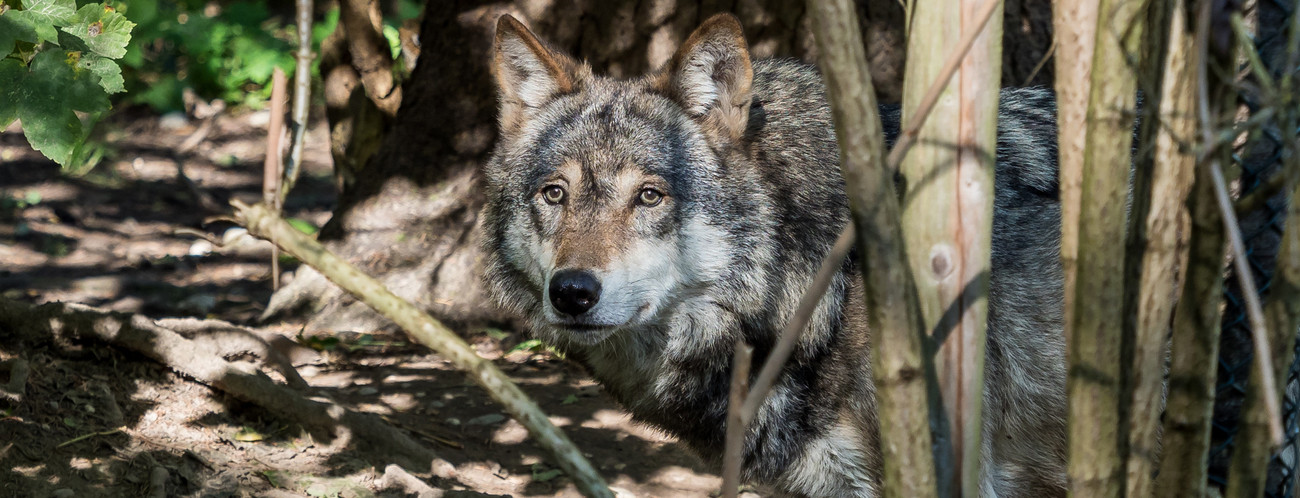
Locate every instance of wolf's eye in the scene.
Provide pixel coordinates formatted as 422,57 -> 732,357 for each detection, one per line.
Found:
541,185 -> 566,205
637,188 -> 664,207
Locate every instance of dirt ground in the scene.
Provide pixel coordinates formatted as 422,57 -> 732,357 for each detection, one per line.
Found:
0,110 -> 732,497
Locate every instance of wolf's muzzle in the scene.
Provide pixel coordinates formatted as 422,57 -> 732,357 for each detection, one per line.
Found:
549,269 -> 601,316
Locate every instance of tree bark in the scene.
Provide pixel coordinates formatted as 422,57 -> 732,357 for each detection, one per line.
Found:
266,0 -> 1057,335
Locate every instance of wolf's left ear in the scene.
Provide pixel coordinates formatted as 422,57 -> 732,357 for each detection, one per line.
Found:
494,15 -> 583,129
656,14 -> 753,140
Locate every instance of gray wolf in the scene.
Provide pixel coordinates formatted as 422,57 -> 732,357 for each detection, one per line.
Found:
482,12 -> 1066,497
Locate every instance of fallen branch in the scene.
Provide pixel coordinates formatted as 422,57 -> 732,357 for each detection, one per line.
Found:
721,341 -> 752,498
231,200 -> 612,498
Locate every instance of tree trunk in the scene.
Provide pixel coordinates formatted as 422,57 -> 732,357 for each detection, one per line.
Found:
265,0 -> 1056,333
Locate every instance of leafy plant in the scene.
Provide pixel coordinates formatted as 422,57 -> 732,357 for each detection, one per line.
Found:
0,0 -> 134,167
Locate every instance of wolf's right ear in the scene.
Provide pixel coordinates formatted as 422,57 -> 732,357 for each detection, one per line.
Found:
654,14 -> 753,141
494,15 -> 582,129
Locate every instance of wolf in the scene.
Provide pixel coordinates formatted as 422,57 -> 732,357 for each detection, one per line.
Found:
482,12 -> 1067,498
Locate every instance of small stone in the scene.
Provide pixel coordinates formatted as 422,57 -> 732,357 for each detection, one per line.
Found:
357,387 -> 379,396
427,400 -> 445,408
52,489 -> 75,498
446,418 -> 461,426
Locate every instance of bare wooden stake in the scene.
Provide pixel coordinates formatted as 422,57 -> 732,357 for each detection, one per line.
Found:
263,68 -> 289,291
1067,0 -> 1146,494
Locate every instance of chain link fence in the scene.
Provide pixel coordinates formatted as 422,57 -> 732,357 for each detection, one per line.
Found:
1208,0 -> 1299,494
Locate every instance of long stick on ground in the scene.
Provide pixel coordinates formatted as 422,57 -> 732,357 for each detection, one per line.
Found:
231,200 -> 612,498
807,0 -> 936,495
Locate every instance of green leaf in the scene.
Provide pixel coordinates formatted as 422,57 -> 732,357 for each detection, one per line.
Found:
60,4 -> 133,59
0,11 -> 39,55
285,217 -> 318,235
0,58 -> 21,128
6,0 -> 77,44
76,53 -> 122,93
3,49 -> 111,165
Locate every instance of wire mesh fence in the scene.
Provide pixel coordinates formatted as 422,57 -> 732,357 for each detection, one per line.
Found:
1207,0 -> 1298,494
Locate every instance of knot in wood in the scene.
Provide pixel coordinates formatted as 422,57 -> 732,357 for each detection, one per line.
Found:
928,244 -> 954,280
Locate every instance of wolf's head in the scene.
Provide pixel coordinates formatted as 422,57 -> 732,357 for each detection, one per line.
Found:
482,14 -> 759,347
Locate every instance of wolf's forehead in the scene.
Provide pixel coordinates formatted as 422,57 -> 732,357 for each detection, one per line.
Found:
529,90 -> 693,175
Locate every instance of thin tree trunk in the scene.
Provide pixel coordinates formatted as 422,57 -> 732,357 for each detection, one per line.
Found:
1125,1 -> 1198,495
1067,0 -> 1146,494
809,0 -> 937,495
1052,0 -> 1099,363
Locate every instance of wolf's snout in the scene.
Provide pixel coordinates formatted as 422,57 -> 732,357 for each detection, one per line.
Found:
549,269 -> 602,316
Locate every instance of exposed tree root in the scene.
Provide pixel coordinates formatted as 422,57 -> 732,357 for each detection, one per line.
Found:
0,298 -> 447,474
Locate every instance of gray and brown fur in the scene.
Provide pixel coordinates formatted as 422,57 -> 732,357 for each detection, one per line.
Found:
483,13 -> 1066,497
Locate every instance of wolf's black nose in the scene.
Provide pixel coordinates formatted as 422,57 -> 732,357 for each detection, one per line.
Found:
549,270 -> 601,316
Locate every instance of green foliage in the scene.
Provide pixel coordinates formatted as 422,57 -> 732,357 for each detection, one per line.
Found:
0,0 -> 133,168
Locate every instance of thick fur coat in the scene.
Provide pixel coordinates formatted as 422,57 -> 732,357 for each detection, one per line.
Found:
482,13 -> 1066,497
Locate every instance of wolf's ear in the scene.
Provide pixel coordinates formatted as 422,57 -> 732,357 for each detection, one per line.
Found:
656,14 -> 753,140
494,15 -> 582,128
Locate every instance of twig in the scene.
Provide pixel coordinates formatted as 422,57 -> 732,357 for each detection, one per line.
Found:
1234,159 -> 1292,216
230,201 -> 612,498
721,341 -> 752,498
1199,14 -> 1283,451
884,0 -> 1003,170
264,68 -> 289,291
1020,36 -> 1057,87
282,0 -> 315,200
57,427 -> 124,448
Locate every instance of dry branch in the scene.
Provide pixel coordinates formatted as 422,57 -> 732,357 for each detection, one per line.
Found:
898,0 -> 1001,492
1067,0 -> 1146,494
231,201 -> 611,498
1225,8 -> 1300,494
1125,2 -> 1197,495
808,0 -> 936,495
0,298 -> 442,469
721,342 -> 753,498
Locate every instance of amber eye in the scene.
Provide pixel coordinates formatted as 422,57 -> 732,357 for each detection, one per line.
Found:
542,185 -> 566,205
637,188 -> 664,207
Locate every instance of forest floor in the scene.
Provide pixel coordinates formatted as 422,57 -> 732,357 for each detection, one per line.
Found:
0,109 -> 735,497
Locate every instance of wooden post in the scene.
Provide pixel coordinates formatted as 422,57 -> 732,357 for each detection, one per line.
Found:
1067,0 -> 1145,494
898,0 -> 1001,494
